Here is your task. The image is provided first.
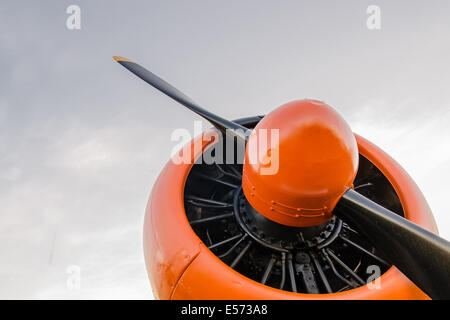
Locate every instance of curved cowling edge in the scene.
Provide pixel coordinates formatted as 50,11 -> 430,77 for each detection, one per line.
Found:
143,140 -> 207,299
144,131 -> 437,300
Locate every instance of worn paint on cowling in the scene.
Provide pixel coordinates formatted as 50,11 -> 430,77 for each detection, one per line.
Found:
143,139 -> 208,299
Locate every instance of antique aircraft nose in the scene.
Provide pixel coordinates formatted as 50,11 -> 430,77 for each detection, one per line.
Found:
116,56 -> 450,299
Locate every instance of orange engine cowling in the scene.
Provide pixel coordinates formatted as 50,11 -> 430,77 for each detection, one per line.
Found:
143,116 -> 437,300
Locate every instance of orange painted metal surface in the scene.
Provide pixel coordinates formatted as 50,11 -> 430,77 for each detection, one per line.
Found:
242,100 -> 359,227
143,130 -> 437,300
143,143 -> 204,299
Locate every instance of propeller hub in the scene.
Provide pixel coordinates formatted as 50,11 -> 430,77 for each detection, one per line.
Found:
242,99 -> 359,227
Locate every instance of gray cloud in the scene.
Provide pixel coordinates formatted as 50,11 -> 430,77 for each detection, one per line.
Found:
1,0 -> 450,298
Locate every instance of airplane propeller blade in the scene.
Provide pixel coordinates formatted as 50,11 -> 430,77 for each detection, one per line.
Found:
335,189 -> 450,299
113,56 -> 249,143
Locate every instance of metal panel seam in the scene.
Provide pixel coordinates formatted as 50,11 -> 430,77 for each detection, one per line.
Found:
169,249 -> 201,300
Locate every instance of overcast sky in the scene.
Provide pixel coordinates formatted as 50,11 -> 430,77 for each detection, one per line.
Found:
1,1 -> 450,299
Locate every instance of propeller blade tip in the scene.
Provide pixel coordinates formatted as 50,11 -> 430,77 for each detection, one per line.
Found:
113,56 -> 133,63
